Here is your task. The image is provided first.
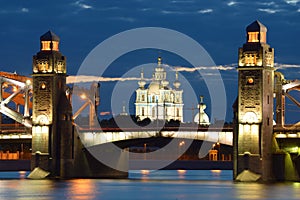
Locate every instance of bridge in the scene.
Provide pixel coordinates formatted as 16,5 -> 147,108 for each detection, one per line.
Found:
0,21 -> 300,181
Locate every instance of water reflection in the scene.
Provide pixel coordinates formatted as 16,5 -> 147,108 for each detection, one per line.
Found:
67,179 -> 97,200
0,171 -> 299,200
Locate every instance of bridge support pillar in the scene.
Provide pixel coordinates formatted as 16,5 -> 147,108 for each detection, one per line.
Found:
234,21 -> 275,182
29,31 -> 128,179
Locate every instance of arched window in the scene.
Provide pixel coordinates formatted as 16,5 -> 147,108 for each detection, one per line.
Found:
141,107 -> 145,116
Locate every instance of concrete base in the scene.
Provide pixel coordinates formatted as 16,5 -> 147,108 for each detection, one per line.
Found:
237,153 -> 262,176
272,153 -> 299,181
71,136 -> 128,179
236,170 -> 261,182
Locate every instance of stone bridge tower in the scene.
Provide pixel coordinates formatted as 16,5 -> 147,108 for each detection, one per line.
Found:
31,31 -> 73,177
234,21 -> 274,181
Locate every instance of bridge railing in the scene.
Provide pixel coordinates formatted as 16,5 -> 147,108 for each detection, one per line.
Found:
77,129 -> 233,147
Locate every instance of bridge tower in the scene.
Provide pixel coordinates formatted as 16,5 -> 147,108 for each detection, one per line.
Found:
31,31 -> 73,177
234,21 -> 274,181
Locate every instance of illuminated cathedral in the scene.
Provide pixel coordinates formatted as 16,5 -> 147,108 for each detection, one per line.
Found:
135,57 -> 183,121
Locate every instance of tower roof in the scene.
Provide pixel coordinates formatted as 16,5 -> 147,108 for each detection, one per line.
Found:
40,30 -> 60,42
246,20 -> 267,32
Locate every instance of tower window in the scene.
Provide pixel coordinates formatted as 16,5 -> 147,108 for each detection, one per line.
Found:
41,41 -> 51,51
40,82 -> 46,90
247,77 -> 254,85
248,32 -> 259,42
41,41 -> 59,51
260,32 -> 266,43
52,41 -> 59,51
141,95 -> 145,102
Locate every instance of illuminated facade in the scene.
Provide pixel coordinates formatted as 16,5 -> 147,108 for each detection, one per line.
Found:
31,31 -> 73,177
135,57 -> 183,121
235,20 -> 274,181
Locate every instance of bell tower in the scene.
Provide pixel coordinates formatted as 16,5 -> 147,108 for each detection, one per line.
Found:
31,31 -> 70,177
234,21 -> 274,181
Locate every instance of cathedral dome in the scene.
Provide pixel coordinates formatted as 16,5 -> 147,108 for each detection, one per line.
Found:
194,112 -> 210,125
148,82 -> 160,94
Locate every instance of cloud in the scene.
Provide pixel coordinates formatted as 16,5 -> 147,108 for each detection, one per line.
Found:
67,75 -> 149,84
171,0 -> 195,3
258,8 -> 281,14
258,2 -> 276,6
73,0 -> 93,9
284,0 -> 300,5
298,8 -> 300,12
161,10 -> 187,15
21,8 -> 29,13
174,65 -> 236,72
110,17 -> 136,23
197,9 -> 213,14
227,1 -> 238,6
275,63 -> 300,69
0,7 -> 30,14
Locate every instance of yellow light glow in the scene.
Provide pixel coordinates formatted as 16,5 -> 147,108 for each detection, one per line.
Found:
247,78 -> 254,84
12,86 -> 18,92
41,41 -> 59,51
26,79 -> 31,85
179,141 -> 185,146
80,93 -> 86,99
52,41 -> 59,51
141,170 -> 150,175
248,32 -> 259,42
211,170 -> 221,174
177,169 -> 186,175
40,83 -> 46,89
260,32 -> 266,43
41,41 -> 51,50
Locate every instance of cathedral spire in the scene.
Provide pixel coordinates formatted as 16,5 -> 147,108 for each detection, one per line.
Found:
158,56 -> 162,65
173,70 -> 181,89
138,69 -> 146,89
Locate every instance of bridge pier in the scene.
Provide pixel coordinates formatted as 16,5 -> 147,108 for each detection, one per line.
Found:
29,31 -> 128,179
234,21 -> 275,182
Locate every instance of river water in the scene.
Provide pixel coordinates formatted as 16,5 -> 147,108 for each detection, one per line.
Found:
0,170 -> 300,200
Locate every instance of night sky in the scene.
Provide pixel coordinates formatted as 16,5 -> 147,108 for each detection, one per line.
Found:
0,0 -> 300,123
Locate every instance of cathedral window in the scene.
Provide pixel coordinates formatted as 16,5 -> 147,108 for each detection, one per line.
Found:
152,96 -> 155,103
176,108 -> 180,117
141,95 -> 145,102
141,107 -> 145,116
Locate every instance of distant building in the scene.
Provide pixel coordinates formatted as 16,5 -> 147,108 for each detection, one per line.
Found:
135,57 -> 183,121
194,96 -> 210,126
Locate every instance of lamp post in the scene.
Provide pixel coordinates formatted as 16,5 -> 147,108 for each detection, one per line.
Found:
216,142 -> 220,160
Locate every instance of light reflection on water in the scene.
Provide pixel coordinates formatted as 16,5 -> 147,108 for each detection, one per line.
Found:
0,170 -> 299,200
